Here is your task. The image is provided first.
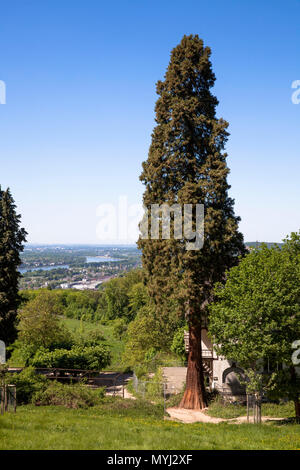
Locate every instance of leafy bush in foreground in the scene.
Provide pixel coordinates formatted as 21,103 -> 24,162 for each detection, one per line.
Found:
8,367 -> 48,404
34,381 -> 105,408
7,367 -> 106,407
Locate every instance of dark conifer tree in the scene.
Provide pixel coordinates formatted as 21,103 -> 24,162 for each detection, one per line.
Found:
138,35 -> 245,409
0,187 -> 27,345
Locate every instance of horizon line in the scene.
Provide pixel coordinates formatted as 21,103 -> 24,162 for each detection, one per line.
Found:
24,241 -> 283,247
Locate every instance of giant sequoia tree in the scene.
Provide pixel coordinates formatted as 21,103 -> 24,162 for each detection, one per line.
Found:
138,35 -> 245,409
0,186 -> 27,345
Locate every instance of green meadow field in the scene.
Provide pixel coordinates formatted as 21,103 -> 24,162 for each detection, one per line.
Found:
1,399 -> 300,450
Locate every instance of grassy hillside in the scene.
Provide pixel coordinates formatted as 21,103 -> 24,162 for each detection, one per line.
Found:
62,317 -> 125,370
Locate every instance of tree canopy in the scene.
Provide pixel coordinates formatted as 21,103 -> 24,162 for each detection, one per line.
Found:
209,231 -> 300,419
17,290 -> 68,351
138,35 -> 245,408
0,187 -> 27,345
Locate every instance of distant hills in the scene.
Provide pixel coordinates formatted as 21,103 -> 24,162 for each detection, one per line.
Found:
245,242 -> 283,248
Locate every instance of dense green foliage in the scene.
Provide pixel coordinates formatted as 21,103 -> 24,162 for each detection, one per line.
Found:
17,291 -> 70,350
20,269 -> 146,323
33,381 -> 105,408
122,305 -> 179,368
171,326 -> 187,361
0,187 -> 27,345
209,238 -> 300,366
122,309 -> 159,367
112,318 -> 128,339
20,288 -> 104,322
138,34 -> 245,324
137,35 -> 245,407
4,366 -> 104,407
209,234 -> 300,363
10,289 -> 111,369
6,366 -> 47,404
16,268 -> 182,369
31,344 -> 110,370
209,231 -> 300,417
101,270 -> 146,321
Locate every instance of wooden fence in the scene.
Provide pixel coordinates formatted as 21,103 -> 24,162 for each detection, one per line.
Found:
0,384 -> 16,414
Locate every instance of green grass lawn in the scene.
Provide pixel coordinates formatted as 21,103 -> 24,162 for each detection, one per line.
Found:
1,399 -> 300,450
207,399 -> 296,420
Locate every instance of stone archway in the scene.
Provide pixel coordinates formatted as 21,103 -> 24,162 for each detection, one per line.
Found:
222,365 -> 246,395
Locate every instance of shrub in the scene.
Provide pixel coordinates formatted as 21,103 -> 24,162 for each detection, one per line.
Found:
31,345 -> 111,370
144,347 -> 157,362
133,364 -> 149,379
8,367 -> 48,404
112,318 -> 128,339
33,381 -> 105,408
8,341 -> 39,367
30,345 -> 111,370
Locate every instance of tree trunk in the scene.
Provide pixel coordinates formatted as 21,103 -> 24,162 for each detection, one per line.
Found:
290,366 -> 300,423
294,399 -> 300,424
179,322 -> 207,409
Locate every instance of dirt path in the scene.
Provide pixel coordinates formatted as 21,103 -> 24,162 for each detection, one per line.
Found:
123,388 -> 136,400
166,407 -> 284,424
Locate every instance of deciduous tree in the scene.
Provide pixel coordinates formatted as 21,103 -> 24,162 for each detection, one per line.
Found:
209,233 -> 300,421
17,291 -> 67,351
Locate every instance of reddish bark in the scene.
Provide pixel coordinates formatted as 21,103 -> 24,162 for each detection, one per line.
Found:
179,322 -> 207,409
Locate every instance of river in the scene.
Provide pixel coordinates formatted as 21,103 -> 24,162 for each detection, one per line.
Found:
19,256 -> 122,273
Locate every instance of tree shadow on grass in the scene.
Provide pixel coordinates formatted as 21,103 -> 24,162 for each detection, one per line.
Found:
264,417 -> 299,426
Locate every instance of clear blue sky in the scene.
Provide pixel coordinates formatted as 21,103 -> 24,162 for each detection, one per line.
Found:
1,0 -> 299,244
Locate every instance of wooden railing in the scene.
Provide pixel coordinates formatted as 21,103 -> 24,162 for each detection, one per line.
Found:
8,367 -> 99,382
